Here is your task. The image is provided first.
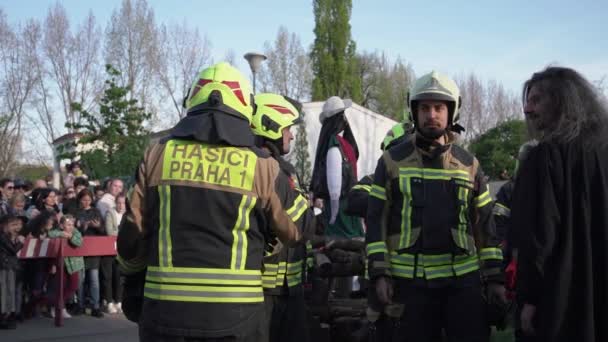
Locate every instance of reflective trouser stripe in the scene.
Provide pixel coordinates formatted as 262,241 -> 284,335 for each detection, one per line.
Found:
158,185 -> 173,267
231,195 -> 257,270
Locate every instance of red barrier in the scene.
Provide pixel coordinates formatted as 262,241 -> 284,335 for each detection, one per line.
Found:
18,236 -> 118,327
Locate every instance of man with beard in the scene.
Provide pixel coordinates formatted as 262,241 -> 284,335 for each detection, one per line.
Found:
512,66 -> 608,342
366,71 -> 505,342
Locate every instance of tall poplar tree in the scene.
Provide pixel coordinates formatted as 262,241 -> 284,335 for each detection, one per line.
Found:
310,0 -> 361,103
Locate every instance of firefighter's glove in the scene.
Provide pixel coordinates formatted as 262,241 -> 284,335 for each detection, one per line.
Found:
375,276 -> 393,305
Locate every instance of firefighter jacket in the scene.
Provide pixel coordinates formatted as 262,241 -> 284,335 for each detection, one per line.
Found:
261,143 -> 315,297
117,133 -> 309,337
493,180 -> 514,243
345,174 -> 373,218
366,133 -> 503,286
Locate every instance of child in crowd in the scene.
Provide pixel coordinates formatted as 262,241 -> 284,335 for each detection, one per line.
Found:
46,215 -> 83,319
0,215 -> 25,329
22,211 -> 56,318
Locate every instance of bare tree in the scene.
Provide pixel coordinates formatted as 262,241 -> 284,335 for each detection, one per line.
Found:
350,51 -> 414,120
154,21 -> 212,121
42,4 -> 102,132
354,51 -> 382,108
456,72 -> 522,141
456,72 -> 486,141
104,0 -> 158,109
258,26 -> 313,101
0,11 -> 38,176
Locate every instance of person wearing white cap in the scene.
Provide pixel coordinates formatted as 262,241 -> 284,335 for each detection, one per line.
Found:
311,96 -> 363,239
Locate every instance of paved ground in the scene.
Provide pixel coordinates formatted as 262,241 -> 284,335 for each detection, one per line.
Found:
0,313 -> 138,342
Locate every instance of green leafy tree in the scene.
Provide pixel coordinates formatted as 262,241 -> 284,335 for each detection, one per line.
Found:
310,0 -> 361,103
68,64 -> 151,180
469,120 -> 528,179
291,110 -> 312,189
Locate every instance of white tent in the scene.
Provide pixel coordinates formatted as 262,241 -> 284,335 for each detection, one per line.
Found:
296,101 -> 398,178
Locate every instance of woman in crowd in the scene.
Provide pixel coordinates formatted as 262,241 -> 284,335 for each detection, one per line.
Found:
74,189 -> 104,318
101,194 -> 125,314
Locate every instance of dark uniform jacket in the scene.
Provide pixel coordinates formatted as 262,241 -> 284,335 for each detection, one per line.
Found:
345,174 -> 373,218
261,143 -> 315,297
512,141 -> 608,342
117,113 -> 307,338
366,133 -> 503,288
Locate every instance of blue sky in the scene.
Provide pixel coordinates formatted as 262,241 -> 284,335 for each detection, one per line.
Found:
2,0 -> 607,93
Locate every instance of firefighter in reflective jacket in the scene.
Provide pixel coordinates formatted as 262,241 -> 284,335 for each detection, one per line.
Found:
116,62 -> 308,342
251,93 -> 314,342
366,71 -> 506,342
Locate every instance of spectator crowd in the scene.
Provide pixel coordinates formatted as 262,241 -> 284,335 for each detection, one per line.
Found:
0,161 -> 127,330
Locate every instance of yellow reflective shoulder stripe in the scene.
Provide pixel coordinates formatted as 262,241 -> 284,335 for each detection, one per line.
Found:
479,248 -> 503,261
352,184 -> 372,193
286,194 -> 308,222
158,185 -> 173,268
231,195 -> 257,270
162,140 -> 257,191
493,202 -> 511,217
366,241 -> 388,256
370,185 -> 386,201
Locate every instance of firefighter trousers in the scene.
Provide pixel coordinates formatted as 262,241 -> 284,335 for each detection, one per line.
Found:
264,294 -> 311,342
392,281 -> 489,342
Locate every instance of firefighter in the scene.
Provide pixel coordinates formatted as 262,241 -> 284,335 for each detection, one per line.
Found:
251,93 -> 313,342
366,71 -> 506,342
116,62 -> 309,342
